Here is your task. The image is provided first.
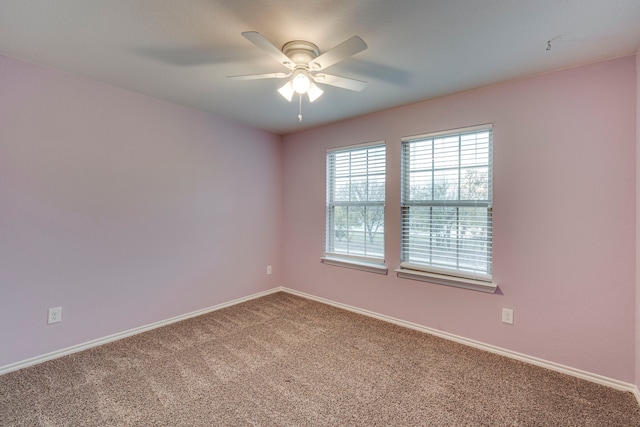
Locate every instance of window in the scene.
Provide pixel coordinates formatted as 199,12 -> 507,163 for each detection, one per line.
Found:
398,125 -> 495,292
323,142 -> 387,274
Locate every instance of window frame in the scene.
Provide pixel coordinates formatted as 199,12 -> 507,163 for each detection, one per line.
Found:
322,141 -> 388,274
396,125 -> 496,293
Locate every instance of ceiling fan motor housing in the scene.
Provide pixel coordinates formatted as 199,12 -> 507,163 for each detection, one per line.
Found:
281,40 -> 320,69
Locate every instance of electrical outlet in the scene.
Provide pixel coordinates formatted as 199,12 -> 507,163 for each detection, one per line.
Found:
267,265 -> 272,275
502,308 -> 514,325
48,307 -> 62,324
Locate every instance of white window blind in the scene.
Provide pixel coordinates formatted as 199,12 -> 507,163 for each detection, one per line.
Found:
401,125 -> 493,281
326,142 -> 386,263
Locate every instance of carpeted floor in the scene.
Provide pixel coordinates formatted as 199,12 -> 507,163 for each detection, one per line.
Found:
1,292 -> 639,426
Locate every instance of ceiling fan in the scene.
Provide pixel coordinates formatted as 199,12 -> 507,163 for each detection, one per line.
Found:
227,31 -> 368,121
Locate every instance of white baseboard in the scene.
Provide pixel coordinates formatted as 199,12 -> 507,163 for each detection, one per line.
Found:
280,287 -> 640,401
0,288 -> 281,376
3,285 -> 639,407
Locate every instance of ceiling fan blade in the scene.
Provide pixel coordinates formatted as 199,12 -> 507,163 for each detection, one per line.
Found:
226,72 -> 291,80
312,73 -> 368,91
241,31 -> 294,69
309,36 -> 367,71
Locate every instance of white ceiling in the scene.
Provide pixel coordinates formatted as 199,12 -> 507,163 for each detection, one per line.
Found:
1,0 -> 639,135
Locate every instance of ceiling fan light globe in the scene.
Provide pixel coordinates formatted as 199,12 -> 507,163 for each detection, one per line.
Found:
307,82 -> 324,102
292,72 -> 310,94
278,81 -> 294,101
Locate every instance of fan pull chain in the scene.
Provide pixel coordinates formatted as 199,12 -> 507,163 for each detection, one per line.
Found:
298,93 -> 303,122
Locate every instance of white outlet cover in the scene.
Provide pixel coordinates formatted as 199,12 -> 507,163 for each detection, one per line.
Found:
48,307 -> 62,324
502,308 -> 514,325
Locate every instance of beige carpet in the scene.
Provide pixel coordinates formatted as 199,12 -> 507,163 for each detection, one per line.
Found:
1,292 -> 639,426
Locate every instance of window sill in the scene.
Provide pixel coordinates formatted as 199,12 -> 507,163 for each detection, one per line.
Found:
321,257 -> 388,275
395,268 -> 497,293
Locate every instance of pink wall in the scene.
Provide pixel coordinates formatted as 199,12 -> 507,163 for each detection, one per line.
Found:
283,56 -> 637,383
0,54 -> 283,367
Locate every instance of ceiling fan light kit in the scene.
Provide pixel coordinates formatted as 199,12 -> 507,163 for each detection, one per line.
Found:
227,31 -> 368,122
